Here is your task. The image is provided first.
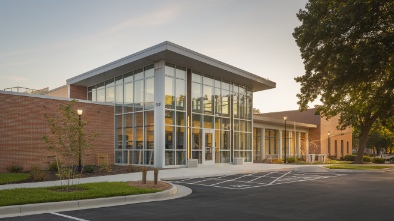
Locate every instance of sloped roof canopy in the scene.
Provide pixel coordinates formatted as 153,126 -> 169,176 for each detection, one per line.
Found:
253,114 -> 317,129
67,41 -> 276,92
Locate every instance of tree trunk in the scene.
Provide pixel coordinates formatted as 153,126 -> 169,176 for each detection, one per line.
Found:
355,124 -> 374,163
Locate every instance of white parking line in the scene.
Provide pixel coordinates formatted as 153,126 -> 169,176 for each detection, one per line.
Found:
248,172 -> 274,182
212,174 -> 251,186
267,171 -> 292,185
170,171 -> 346,190
50,212 -> 89,221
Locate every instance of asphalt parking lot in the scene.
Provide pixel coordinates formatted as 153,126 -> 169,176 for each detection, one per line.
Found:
2,169 -> 394,221
168,170 -> 346,190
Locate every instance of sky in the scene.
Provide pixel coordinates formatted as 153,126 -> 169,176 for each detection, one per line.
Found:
0,0 -> 313,113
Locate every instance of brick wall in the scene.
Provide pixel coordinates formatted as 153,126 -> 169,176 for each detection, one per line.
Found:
69,84 -> 87,100
0,92 -> 114,172
45,85 -> 68,98
261,108 -> 352,157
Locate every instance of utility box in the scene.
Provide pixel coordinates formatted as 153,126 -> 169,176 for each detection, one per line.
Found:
233,157 -> 244,165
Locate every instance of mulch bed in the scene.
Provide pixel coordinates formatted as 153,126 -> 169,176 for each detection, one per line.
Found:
2,165 -> 168,187
127,180 -> 173,191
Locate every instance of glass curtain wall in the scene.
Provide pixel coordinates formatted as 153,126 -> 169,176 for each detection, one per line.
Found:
191,72 -> 234,163
282,131 -> 295,158
191,72 -> 252,163
253,128 -> 261,161
88,64 -> 155,166
164,63 -> 187,166
233,85 -> 253,162
265,129 -> 279,158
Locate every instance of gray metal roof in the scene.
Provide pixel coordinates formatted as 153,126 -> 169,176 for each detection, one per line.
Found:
66,41 -> 275,92
253,114 -> 317,129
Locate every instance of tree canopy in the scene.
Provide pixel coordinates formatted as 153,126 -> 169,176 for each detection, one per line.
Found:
293,0 -> 394,163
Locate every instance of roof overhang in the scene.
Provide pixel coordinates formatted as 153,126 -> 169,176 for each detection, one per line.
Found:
253,114 -> 317,129
66,41 -> 276,92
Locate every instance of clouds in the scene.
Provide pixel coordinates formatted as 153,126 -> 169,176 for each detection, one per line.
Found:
2,76 -> 28,83
109,4 -> 185,33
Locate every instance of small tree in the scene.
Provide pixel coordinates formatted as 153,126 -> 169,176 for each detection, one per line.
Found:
42,100 -> 96,186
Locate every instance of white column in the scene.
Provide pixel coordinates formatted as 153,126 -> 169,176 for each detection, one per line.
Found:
279,130 -> 283,159
305,133 -> 309,155
154,60 -> 165,168
297,132 -> 300,156
261,128 -> 265,160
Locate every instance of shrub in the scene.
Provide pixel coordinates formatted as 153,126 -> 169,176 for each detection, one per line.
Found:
329,156 -> 337,160
83,165 -> 96,173
343,155 -> 356,161
363,156 -> 371,162
6,165 -> 24,173
271,159 -> 283,164
372,158 -> 386,164
99,163 -> 112,172
287,156 -> 296,163
48,161 -> 60,172
30,166 -> 48,182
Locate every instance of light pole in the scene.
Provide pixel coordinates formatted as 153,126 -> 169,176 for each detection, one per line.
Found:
77,109 -> 83,173
284,116 -> 287,164
328,131 -> 331,157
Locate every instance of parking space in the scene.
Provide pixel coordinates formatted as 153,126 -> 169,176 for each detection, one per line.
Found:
168,170 -> 346,190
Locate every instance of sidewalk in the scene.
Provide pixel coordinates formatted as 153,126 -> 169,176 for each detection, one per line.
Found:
0,163 -> 306,190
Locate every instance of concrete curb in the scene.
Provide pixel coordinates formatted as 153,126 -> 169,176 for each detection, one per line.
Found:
0,183 -> 179,218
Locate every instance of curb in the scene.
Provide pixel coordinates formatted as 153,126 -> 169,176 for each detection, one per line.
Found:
0,183 -> 178,218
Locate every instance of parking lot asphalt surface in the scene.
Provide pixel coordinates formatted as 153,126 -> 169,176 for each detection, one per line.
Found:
2,169 -> 394,221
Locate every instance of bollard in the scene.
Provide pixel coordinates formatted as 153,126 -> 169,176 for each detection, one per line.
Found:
154,168 -> 159,185
142,167 -> 147,184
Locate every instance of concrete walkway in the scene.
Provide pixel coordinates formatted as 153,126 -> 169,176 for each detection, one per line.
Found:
0,163 -> 308,190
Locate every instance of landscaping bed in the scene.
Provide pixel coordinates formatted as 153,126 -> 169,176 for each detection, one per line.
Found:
0,165 -> 164,185
0,181 -> 171,207
324,165 -> 392,170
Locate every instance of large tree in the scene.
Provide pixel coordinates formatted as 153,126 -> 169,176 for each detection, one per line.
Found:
366,118 -> 394,154
293,0 -> 394,163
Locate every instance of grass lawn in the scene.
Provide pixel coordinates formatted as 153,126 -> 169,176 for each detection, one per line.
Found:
0,182 -> 160,207
0,173 -> 31,185
325,165 -> 392,170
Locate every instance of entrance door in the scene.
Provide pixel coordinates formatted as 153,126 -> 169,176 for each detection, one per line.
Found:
202,129 -> 215,165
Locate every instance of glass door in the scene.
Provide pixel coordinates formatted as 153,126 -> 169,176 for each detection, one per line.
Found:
203,129 -> 215,165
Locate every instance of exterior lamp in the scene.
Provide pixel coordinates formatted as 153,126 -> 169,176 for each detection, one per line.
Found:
284,116 -> 287,164
328,131 -> 331,156
77,109 -> 83,173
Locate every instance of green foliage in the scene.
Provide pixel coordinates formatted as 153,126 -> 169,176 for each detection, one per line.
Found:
83,165 -> 96,173
293,0 -> 394,163
99,163 -> 112,172
271,159 -> 283,164
0,173 -> 30,185
363,156 -> 372,162
29,166 -> 48,182
0,182 -> 160,207
287,157 -> 296,163
42,100 -> 97,183
325,165 -> 391,170
372,158 -> 386,164
6,165 -> 24,173
48,161 -> 59,172
343,155 -> 356,161
366,120 -> 394,154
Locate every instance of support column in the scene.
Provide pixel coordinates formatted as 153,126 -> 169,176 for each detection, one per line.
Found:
305,133 -> 309,155
154,60 -> 165,168
279,130 -> 283,159
261,128 -> 265,160
296,132 -> 301,158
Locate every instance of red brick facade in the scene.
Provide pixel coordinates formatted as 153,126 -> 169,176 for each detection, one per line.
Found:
0,92 -> 114,172
261,108 -> 352,158
69,84 -> 87,100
